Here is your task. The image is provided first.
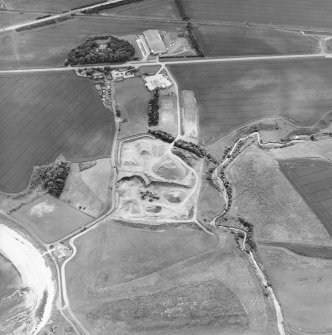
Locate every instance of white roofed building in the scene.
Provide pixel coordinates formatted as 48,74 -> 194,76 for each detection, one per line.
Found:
143,74 -> 172,91
142,30 -> 167,55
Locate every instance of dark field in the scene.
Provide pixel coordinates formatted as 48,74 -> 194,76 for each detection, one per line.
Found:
4,0 -> 104,11
195,25 -> 319,56
66,222 -> 272,334
168,59 -> 332,144
0,72 -> 114,193
115,77 -> 151,139
0,16 -> 185,69
183,0 -> 332,29
279,158 -> 332,236
100,0 -> 180,19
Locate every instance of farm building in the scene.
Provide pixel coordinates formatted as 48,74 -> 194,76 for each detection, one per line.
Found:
111,70 -> 135,81
142,30 -> 167,55
144,74 -> 172,91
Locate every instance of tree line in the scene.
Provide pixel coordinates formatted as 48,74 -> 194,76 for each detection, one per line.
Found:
174,0 -> 189,21
82,0 -> 143,14
186,22 -> 205,57
147,90 -> 159,126
67,36 -> 135,65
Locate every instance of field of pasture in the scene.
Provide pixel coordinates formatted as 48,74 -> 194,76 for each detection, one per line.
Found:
194,25 -> 319,57
0,16 -> 186,69
0,72 -> 114,193
66,220 -> 276,335
258,245 -> 332,334
183,0 -> 332,30
169,59 -> 332,144
279,158 -> 332,236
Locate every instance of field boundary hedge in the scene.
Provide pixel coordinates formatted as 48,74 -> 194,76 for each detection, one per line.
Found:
82,0 -> 143,14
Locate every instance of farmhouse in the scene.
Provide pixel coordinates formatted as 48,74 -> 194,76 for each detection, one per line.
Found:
111,70 -> 135,81
144,74 -> 172,91
142,30 -> 167,55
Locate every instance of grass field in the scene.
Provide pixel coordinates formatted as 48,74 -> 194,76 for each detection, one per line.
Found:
66,222 -> 273,334
0,16 -> 185,69
227,146 -> 331,244
258,245 -> 332,333
100,0 -> 180,19
61,158 -> 112,218
183,0 -> 332,29
197,171 -> 225,224
169,59 -> 332,144
262,241 -> 332,260
0,11 -> 38,29
194,25 -> 319,56
0,72 -> 114,193
12,194 -> 92,243
115,77 -> 151,139
3,0 -> 104,11
279,158 -> 332,236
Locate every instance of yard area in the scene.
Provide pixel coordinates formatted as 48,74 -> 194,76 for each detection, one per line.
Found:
0,72 -> 114,193
169,59 -> 332,144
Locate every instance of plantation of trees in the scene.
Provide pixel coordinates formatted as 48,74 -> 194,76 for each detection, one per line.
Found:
147,90 -> 160,126
67,36 -> 135,65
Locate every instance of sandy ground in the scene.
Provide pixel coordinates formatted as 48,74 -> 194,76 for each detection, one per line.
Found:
0,223 -> 55,334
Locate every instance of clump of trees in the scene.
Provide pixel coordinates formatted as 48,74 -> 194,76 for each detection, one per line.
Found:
238,217 -> 256,252
147,89 -> 159,126
148,129 -> 175,143
67,36 -> 135,65
186,22 -> 204,57
219,167 -> 232,207
33,161 -> 70,198
174,0 -> 189,20
174,139 -> 206,158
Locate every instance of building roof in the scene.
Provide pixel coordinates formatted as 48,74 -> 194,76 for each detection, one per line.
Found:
144,74 -> 172,91
143,30 -> 167,55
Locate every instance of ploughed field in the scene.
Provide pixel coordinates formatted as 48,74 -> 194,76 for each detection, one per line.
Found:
194,25 -> 319,57
0,72 -> 114,193
169,59 -> 332,144
279,158 -> 332,236
183,0 -> 332,29
0,16 -> 186,69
